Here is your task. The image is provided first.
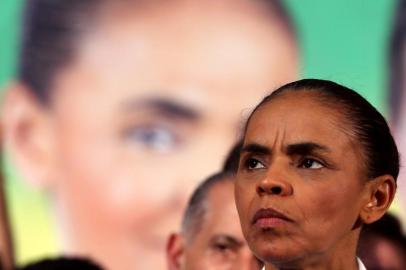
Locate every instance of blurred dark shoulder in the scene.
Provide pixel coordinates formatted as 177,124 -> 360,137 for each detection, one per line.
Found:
18,257 -> 104,270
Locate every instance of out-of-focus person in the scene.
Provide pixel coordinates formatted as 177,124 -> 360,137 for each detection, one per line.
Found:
389,0 -> 406,221
2,0 -> 299,269
358,213 -> 406,270
166,171 -> 263,270
222,140 -> 243,173
0,129 -> 14,270
235,79 -> 398,270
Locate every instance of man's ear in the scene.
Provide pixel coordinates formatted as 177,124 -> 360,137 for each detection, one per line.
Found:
359,175 -> 397,224
2,82 -> 56,189
166,233 -> 186,270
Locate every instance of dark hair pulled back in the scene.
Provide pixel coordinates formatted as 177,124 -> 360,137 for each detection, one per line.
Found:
244,79 -> 400,181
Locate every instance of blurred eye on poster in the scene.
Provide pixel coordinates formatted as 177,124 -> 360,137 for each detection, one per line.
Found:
0,0 -> 404,269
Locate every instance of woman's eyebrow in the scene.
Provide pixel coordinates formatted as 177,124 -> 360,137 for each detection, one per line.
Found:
241,143 -> 271,155
286,142 -> 331,156
121,96 -> 200,121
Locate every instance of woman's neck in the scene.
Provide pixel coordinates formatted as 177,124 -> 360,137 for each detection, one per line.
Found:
265,258 -> 359,270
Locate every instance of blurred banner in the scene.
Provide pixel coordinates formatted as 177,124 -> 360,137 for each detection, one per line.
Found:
0,0 -> 401,269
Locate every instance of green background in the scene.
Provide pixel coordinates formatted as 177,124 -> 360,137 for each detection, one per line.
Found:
0,0 -> 398,265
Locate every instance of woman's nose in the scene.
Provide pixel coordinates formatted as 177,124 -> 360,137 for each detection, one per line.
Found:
256,169 -> 293,197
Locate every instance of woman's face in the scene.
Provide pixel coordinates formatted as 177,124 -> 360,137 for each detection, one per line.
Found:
21,2 -> 297,270
235,92 -> 370,267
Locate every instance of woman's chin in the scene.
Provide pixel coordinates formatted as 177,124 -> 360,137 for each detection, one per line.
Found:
255,244 -> 303,267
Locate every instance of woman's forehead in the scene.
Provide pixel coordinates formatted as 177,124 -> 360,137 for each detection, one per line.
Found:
245,92 -> 353,146
253,91 -> 339,119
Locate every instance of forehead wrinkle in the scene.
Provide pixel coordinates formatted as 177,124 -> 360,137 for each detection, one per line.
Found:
279,124 -> 287,148
267,121 -> 287,154
245,106 -> 289,156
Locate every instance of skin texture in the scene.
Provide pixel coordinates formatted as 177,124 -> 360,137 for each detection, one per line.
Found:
167,180 -> 264,270
234,92 -> 391,270
3,1 -> 298,269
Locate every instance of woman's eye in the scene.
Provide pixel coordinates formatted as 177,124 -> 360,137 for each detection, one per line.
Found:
123,125 -> 179,152
245,158 -> 265,170
299,158 -> 324,169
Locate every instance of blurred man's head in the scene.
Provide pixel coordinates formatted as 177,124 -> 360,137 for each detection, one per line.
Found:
389,0 -> 406,127
358,213 -> 406,270
3,0 -> 298,269
388,0 -> 406,222
222,139 -> 243,173
167,171 -> 263,270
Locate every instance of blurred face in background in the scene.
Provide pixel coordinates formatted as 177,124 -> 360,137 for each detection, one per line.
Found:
4,0 -> 298,269
360,236 -> 406,270
167,180 -> 263,270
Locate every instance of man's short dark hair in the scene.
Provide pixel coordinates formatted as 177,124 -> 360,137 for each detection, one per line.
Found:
181,171 -> 233,242
222,140 -> 243,173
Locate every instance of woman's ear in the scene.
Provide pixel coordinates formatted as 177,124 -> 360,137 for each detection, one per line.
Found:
360,175 -> 396,224
2,82 -> 56,189
166,233 -> 186,270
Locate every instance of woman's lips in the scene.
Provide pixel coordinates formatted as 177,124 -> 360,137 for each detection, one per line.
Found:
252,208 -> 293,229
